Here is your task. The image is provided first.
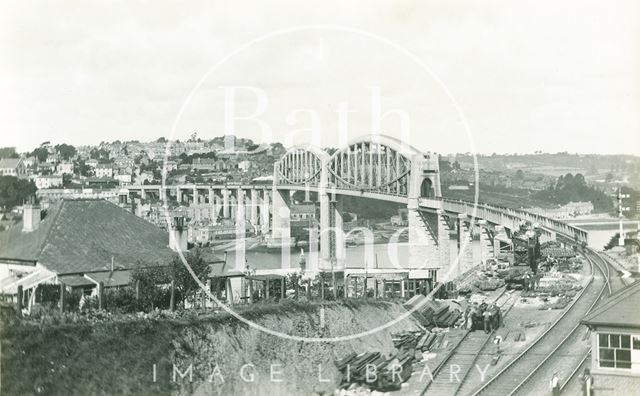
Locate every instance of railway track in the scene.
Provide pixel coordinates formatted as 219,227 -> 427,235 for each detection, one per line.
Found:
556,249 -> 628,394
419,290 -> 517,396
468,248 -> 610,396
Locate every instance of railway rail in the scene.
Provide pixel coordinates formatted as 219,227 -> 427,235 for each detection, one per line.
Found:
419,289 -> 517,396
468,248 -> 610,396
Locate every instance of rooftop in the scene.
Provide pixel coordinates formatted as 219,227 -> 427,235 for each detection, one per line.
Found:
0,158 -> 22,169
582,281 -> 640,329
0,199 -> 175,275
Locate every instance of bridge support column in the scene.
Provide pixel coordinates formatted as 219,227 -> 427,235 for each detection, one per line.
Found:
230,195 -> 237,219
193,186 -> 198,204
406,207 -> 438,270
175,186 -> 180,203
222,189 -> 230,218
235,189 -> 246,271
437,210 -> 451,281
250,188 -> 258,226
456,214 -> 473,277
493,225 -> 509,257
260,191 -> 270,234
478,220 -> 493,265
271,190 -> 291,261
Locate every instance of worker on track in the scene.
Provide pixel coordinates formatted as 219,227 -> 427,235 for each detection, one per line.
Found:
550,372 -> 560,396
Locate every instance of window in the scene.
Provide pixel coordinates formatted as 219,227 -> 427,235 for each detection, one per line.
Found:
598,333 -> 632,369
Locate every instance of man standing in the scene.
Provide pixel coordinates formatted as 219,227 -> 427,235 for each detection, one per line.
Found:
483,309 -> 493,333
550,372 -> 560,396
581,368 -> 593,396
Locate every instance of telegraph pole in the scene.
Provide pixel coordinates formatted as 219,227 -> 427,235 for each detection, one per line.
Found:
617,187 -> 630,246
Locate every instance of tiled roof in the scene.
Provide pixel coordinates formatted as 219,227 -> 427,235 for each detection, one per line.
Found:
0,158 -> 22,169
85,270 -> 132,288
582,281 -> 640,329
0,199 -> 176,275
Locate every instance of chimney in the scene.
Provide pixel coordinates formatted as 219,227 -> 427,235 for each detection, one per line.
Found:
169,216 -> 188,252
23,196 -> 41,232
118,191 -> 128,205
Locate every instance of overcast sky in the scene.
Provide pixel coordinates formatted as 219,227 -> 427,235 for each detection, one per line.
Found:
1,0 -> 638,155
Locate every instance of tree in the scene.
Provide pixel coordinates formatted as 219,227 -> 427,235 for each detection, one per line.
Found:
0,147 -> 19,159
55,144 -> 76,160
170,250 -> 210,308
31,147 -> 49,162
0,176 -> 37,211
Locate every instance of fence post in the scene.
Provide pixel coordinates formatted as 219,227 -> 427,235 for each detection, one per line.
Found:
280,277 -> 285,299
98,282 -> 104,310
16,285 -> 23,318
170,279 -> 176,311
59,283 -> 66,313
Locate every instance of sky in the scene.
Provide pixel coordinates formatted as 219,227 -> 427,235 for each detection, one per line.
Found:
0,0 -> 639,155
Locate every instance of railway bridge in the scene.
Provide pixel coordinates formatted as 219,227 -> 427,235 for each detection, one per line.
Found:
125,134 -> 588,282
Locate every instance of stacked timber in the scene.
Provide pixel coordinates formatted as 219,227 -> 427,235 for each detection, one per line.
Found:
335,350 -> 414,391
403,296 -> 462,328
391,330 -> 441,353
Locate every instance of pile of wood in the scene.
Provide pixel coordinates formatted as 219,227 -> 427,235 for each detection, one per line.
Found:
335,350 -> 414,391
392,330 -> 442,353
404,295 -> 462,328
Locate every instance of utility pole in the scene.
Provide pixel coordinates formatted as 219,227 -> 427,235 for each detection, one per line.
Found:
618,188 -> 630,246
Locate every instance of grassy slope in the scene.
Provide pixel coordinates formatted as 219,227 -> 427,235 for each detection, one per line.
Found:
1,300 -> 418,396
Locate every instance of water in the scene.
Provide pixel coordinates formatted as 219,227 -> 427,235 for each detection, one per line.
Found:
224,238 -> 481,273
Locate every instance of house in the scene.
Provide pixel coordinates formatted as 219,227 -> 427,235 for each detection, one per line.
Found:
291,203 -> 316,220
114,173 -> 132,185
95,163 -> 113,178
0,158 -> 27,178
238,160 -> 253,172
582,281 -> 640,393
86,159 -> 99,168
136,172 -> 154,184
22,156 -> 37,168
56,161 -> 74,175
0,199 -> 178,299
34,174 -> 63,189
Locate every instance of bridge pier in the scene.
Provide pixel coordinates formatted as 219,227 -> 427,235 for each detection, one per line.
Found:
260,191 -> 270,234
493,225 -> 510,256
222,188 -> 230,218
235,189 -> 246,271
456,214 -> 473,276
478,220 -> 494,265
437,210 -> 451,281
250,188 -> 258,226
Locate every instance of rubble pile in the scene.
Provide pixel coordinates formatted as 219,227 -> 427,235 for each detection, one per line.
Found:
472,272 -> 505,291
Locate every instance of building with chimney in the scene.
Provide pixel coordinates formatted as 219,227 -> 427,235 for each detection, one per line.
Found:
0,199 -> 177,299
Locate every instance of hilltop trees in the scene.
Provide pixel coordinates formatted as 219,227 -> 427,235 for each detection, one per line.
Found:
534,173 -> 613,213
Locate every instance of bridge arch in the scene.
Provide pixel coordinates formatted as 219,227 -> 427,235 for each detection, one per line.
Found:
274,144 -> 329,186
327,134 -> 424,196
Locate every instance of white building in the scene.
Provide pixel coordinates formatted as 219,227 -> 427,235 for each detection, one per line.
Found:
94,164 -> 113,178
56,161 -> 74,175
35,175 -> 64,189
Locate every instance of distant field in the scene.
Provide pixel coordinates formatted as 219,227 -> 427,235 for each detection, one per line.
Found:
443,188 -> 557,209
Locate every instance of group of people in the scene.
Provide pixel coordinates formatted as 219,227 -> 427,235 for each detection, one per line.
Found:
464,301 -> 502,333
550,369 -> 594,396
